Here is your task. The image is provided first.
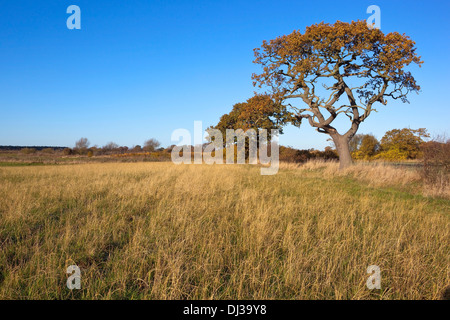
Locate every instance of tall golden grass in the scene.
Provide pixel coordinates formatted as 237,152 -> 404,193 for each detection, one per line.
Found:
282,160 -> 449,198
0,161 -> 448,299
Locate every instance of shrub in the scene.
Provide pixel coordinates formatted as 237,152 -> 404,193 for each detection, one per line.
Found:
63,148 -> 73,155
373,148 -> 408,161
102,142 -> 119,154
421,138 -> 450,190
42,148 -> 54,154
279,146 -> 337,163
21,148 -> 36,154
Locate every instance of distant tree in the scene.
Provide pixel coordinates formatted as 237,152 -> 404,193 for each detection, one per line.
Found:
252,20 -> 423,168
75,138 -> 90,149
351,134 -> 380,159
143,139 -> 161,152
208,94 -> 298,150
359,134 -> 380,159
74,137 -> 90,155
376,128 -> 429,160
131,145 -> 143,153
89,146 -> 100,156
117,146 -> 129,154
103,142 -> 119,152
208,95 -> 296,162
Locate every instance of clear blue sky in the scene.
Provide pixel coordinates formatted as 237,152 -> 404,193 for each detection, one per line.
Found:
0,0 -> 449,149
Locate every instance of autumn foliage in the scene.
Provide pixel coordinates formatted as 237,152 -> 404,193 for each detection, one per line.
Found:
210,94 -> 298,141
375,128 -> 429,160
351,134 -> 380,160
421,137 -> 450,190
252,20 -> 423,168
350,128 -> 429,161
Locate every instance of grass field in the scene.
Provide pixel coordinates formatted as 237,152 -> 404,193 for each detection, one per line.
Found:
0,161 -> 448,299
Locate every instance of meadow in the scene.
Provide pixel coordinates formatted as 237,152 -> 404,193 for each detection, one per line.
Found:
0,161 -> 448,299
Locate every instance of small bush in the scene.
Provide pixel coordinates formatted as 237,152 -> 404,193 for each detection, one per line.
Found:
63,148 -> 73,156
421,138 -> 450,193
21,148 -> 36,154
373,148 -> 408,161
42,148 -> 54,154
279,146 -> 337,163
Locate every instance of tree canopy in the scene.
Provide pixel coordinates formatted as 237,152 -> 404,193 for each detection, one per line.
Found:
75,137 -> 90,150
376,128 -> 429,160
209,94 -> 298,145
252,20 -> 423,168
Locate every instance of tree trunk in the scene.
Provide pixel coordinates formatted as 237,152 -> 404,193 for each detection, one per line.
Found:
331,134 -> 353,169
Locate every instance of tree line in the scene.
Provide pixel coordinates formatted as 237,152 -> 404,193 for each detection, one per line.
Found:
64,138 -> 163,156
278,128 -> 449,163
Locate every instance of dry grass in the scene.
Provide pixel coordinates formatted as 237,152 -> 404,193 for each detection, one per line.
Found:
284,160 -> 449,198
298,160 -> 421,185
0,162 -> 449,299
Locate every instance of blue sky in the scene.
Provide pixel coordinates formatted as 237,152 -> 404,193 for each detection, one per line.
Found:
0,0 -> 449,149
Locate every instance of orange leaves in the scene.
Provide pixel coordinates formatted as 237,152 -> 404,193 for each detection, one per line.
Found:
210,94 -> 299,139
252,20 -> 423,109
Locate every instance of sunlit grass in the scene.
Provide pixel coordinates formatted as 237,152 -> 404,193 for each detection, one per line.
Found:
0,162 -> 448,299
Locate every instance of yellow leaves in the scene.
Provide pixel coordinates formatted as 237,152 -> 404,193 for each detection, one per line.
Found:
378,128 -> 429,160
373,148 -> 409,161
212,93 -> 294,138
252,19 -> 423,104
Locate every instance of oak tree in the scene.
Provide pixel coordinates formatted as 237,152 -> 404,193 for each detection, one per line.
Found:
252,20 -> 423,168
209,94 -> 298,162
377,128 -> 429,160
210,94 -> 297,144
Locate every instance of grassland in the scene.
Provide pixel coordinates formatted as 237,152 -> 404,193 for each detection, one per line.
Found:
0,161 -> 448,299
